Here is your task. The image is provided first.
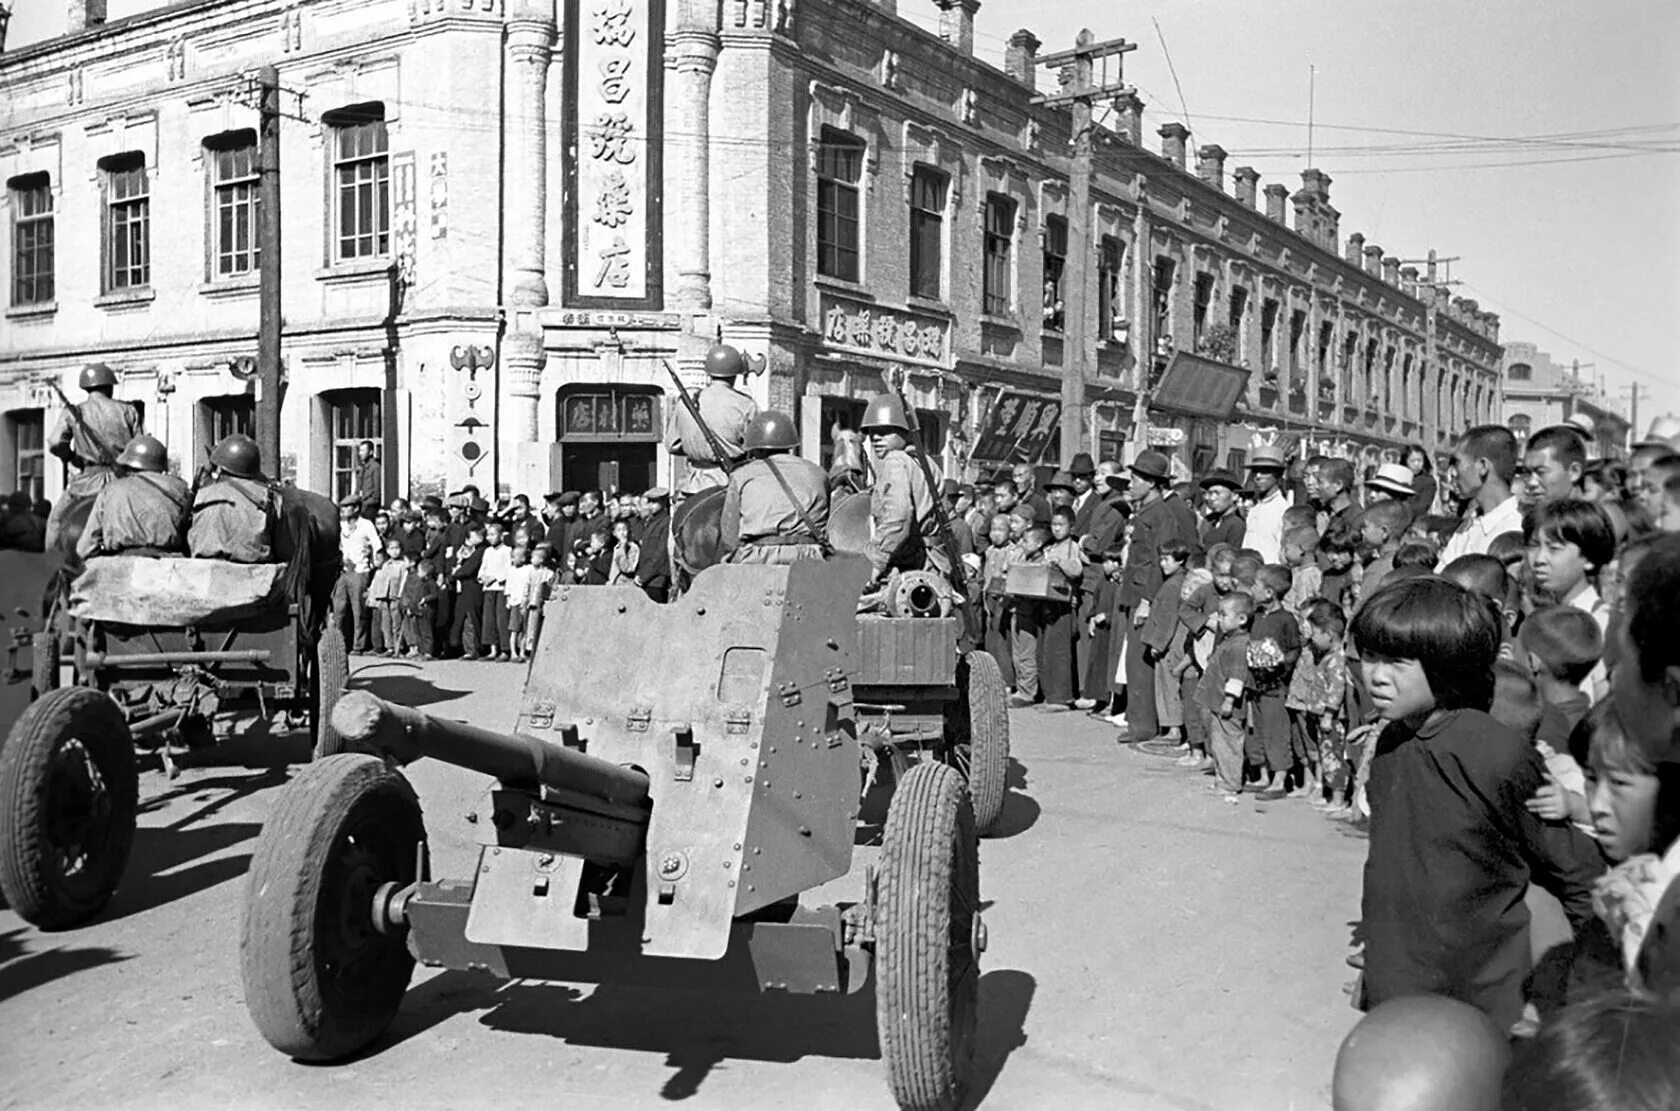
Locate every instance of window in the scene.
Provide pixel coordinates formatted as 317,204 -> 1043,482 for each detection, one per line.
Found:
327,104 -> 390,261
1342,331 -> 1358,396
815,127 -> 863,282
982,193 -> 1016,316
1383,346 -> 1396,412
1259,298 -> 1279,371
1364,338 -> 1379,403
908,165 -> 947,301
1288,310 -> 1307,377
1097,236 -> 1124,340
1150,256 -> 1175,342
1507,363 -> 1532,381
1228,286 -> 1248,332
1191,272 -> 1214,345
102,153 -> 149,291
207,132 -> 260,277
8,410 -> 45,501
9,174 -> 53,306
328,389 -> 382,502
1041,215 -> 1068,331
1316,322 -> 1333,390
1510,413 -> 1532,437
204,394 -> 255,444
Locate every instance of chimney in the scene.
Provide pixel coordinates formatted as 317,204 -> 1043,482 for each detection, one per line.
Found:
1381,256 -> 1400,286
1300,168 -> 1331,200
1003,29 -> 1040,86
1363,243 -> 1383,276
935,0 -> 981,57
1400,265 -> 1419,298
1112,91 -> 1144,146
67,0 -> 108,31
1158,122 -> 1189,170
1232,166 -> 1259,209
1345,232 -> 1364,267
1264,183 -> 1289,224
1321,205 -> 1340,253
1195,144 -> 1227,190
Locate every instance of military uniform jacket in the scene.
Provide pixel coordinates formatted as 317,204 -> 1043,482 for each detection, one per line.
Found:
1119,495 -> 1189,608
720,455 -> 830,554
77,471 -> 192,559
666,382 -> 758,469
866,449 -> 939,576
187,476 -> 274,563
54,394 -> 142,492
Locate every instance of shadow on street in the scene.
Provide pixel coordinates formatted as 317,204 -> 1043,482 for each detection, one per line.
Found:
0,925 -> 132,1004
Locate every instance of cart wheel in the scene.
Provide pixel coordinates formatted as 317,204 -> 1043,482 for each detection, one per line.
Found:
875,762 -> 980,1111
312,625 -> 350,760
241,754 -> 424,1062
0,687 -> 137,929
946,650 -> 1010,837
30,633 -> 60,699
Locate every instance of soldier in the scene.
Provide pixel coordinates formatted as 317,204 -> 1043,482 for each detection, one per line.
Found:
666,344 -> 759,498
76,434 -> 191,559
44,363 -> 144,552
858,393 -> 944,587
187,434 -> 276,563
719,411 -> 829,565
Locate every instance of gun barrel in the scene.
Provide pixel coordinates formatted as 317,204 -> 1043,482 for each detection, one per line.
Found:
330,691 -> 650,807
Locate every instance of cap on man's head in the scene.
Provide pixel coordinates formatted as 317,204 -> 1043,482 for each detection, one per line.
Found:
1128,451 -> 1172,484
644,486 -> 670,501
1199,469 -> 1243,492
1068,452 -> 1097,477
556,491 -> 580,507
1366,462 -> 1416,498
338,495 -> 362,511
1246,444 -> 1287,470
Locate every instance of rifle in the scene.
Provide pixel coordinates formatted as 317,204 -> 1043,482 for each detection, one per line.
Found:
663,361 -> 830,555
46,381 -> 121,470
887,371 -> 970,604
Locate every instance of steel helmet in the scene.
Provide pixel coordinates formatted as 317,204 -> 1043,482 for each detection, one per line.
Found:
116,434 -> 168,474
743,410 -> 799,453
859,393 -> 912,434
210,433 -> 263,479
704,344 -> 747,379
79,363 -> 118,391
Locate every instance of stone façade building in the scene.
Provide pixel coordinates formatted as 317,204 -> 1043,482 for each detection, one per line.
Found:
0,0 -> 1506,504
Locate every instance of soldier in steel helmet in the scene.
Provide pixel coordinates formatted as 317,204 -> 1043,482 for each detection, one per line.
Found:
719,410 -> 829,564
187,433 -> 277,563
665,343 -> 759,498
44,363 -> 145,551
859,393 -> 945,587
76,434 -> 192,559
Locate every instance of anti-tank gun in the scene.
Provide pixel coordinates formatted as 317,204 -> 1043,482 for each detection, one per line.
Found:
239,555 -> 985,1110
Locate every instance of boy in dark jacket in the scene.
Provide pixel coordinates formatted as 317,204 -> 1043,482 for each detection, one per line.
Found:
404,558 -> 440,659
449,526 -> 485,659
1140,538 -> 1190,744
1197,592 -> 1254,796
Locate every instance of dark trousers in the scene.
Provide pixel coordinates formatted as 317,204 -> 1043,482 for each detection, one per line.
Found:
431,594 -> 452,656
480,590 -> 509,655
1122,608 -> 1159,736
1246,691 -> 1291,774
1182,669 -> 1207,751
1037,600 -> 1077,704
410,611 -> 434,657
331,569 -> 372,652
1083,617 -> 1114,704
451,586 -> 482,656
983,596 -> 1016,692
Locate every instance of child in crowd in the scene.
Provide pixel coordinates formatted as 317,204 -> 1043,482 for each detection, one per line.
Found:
367,539 -> 407,656
1140,538 -> 1190,745
1282,504 -> 1318,540
1441,553 -> 1520,653
477,521 -> 512,661
1036,507 -> 1085,709
1357,500 -> 1411,605
1519,605 -> 1603,749
1486,530 -> 1527,575
1281,526 -> 1323,625
521,545 -> 556,657
982,515 -> 1018,693
1526,498 -> 1616,633
1288,598 -> 1349,803
1351,575 -> 1601,1035
1096,546 -> 1128,723
580,528 -> 613,585
1197,592 -> 1254,798
449,525 -> 485,659
1246,564 -> 1302,795
1171,549 -> 1217,767
1392,540 -> 1438,571
404,557 -> 438,659
1231,552 -> 1263,597
1318,520 -> 1362,612
504,546 -> 533,663
609,517 -> 640,586
1008,524 -> 1051,706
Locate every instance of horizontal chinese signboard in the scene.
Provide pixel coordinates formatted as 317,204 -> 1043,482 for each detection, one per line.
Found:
818,295 -> 951,369
970,391 -> 1062,466
563,0 -> 664,309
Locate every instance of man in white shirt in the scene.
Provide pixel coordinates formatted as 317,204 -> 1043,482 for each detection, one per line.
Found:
1243,444 -> 1290,564
1437,426 -> 1523,567
334,494 -> 383,652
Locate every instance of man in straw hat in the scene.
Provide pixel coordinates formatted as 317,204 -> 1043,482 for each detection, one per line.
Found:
1243,443 -> 1291,563
1363,462 -> 1417,505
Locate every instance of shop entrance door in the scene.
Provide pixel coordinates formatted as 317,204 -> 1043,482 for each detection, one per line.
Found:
556,384 -> 662,495
561,442 -> 656,495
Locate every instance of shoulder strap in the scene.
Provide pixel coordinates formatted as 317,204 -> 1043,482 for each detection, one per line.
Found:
763,456 -> 832,556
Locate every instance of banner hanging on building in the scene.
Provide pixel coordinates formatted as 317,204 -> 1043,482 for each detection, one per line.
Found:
563,0 -> 664,309
969,391 -> 1062,467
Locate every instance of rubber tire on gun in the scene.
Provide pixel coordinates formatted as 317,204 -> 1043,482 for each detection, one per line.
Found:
241,753 -> 425,1061
947,649 -> 1010,838
875,761 -> 981,1111
0,687 -> 137,930
312,624 -> 350,759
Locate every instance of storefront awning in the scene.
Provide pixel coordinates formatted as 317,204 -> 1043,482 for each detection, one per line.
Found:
1152,353 -> 1250,421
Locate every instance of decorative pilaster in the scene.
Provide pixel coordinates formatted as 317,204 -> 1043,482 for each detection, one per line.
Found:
502,0 -> 555,450
671,16 -> 720,316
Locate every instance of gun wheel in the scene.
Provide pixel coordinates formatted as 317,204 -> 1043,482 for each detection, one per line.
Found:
875,762 -> 980,1111
0,687 -> 137,929
945,650 -> 1010,837
241,754 -> 424,1062
311,624 -> 350,759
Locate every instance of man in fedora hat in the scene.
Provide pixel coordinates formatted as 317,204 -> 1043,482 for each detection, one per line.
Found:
1198,469 -> 1247,550
1244,444 -> 1291,563
1068,451 -> 1100,530
1043,469 -> 1077,512
1364,462 -> 1417,504
1115,449 -> 1195,741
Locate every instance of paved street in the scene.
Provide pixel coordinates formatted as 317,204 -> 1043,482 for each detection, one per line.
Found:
1,655 -> 1367,1111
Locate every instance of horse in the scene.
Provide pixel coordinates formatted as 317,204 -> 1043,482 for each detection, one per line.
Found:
827,426 -> 872,498
670,484 -> 874,585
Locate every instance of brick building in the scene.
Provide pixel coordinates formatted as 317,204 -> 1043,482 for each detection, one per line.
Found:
1501,341 -> 1630,460
0,0 -> 1505,504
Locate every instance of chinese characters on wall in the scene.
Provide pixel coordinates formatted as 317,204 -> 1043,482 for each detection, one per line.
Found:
567,0 -> 663,307
818,295 -> 950,369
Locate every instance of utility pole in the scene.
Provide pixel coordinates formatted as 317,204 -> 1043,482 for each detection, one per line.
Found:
1623,384 -> 1650,451
1036,30 -> 1136,467
257,65 -> 283,473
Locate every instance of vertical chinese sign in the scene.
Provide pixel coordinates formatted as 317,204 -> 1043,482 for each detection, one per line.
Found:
564,0 -> 665,309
